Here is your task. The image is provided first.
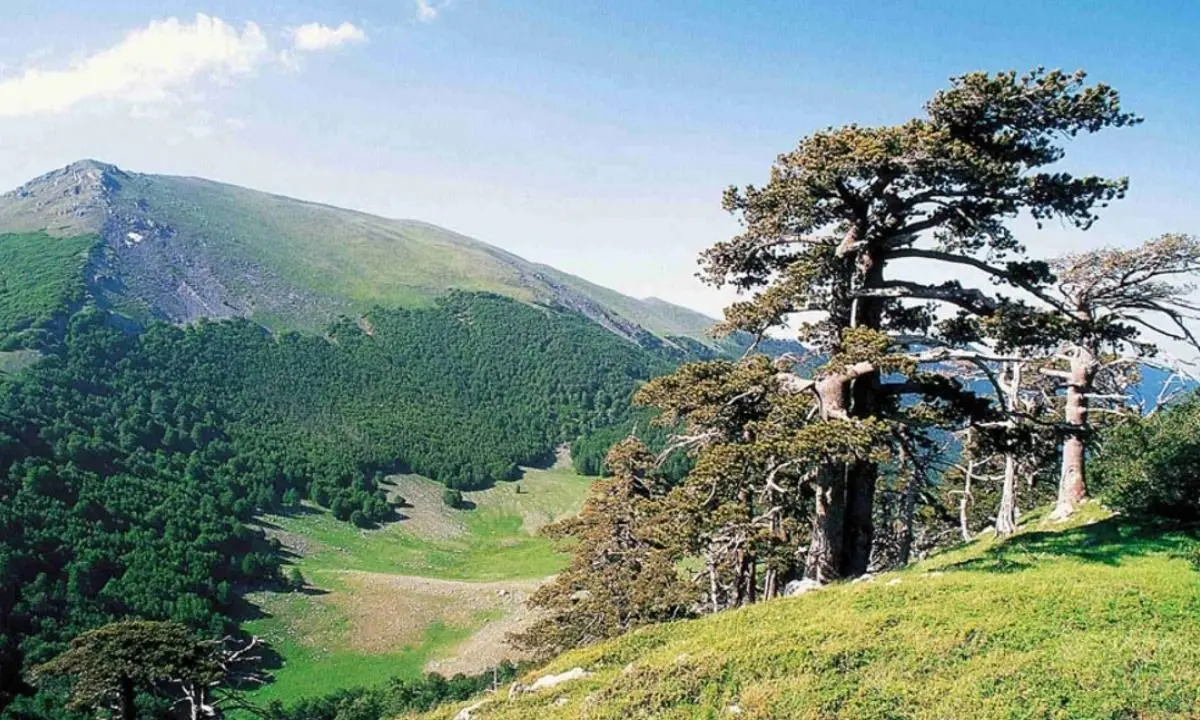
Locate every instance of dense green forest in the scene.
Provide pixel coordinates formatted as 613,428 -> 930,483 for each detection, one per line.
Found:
0,292 -> 679,716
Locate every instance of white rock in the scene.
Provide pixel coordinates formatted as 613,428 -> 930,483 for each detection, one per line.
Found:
783,578 -> 823,596
525,667 -> 591,693
454,699 -> 489,720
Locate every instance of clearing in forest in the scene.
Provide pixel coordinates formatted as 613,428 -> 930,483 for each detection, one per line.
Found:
241,460 -> 590,704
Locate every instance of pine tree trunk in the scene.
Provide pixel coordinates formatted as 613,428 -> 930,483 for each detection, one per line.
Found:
897,473 -> 916,565
804,462 -> 847,582
1054,349 -> 1095,519
118,674 -> 136,720
842,366 -> 881,575
959,458 -> 975,541
995,452 -> 1018,536
996,362 -> 1022,535
843,460 -> 877,575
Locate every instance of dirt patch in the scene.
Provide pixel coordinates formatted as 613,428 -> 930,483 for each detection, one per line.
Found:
254,518 -> 321,557
384,475 -> 469,541
329,571 -> 541,673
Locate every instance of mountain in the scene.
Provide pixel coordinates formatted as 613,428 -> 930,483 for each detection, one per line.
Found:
0,160 -> 727,347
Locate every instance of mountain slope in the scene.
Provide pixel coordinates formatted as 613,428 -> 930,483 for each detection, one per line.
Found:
421,509 -> 1200,719
0,160 -> 722,344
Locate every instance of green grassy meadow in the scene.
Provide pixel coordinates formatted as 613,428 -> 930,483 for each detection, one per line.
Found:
240,463 -> 592,705
419,506 -> 1200,720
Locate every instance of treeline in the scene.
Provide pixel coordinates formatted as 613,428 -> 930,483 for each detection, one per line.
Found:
263,662 -> 523,720
0,292 -> 676,715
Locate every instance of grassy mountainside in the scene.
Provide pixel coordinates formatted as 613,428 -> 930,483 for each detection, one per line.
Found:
0,160 -> 726,345
420,508 -> 1200,720
0,232 -> 94,345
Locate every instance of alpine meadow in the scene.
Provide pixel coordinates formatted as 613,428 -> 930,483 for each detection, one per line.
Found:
2,4 -> 1200,720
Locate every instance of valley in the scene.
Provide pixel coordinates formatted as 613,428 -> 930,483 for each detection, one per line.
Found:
3,53 -> 1200,719
240,460 -> 590,705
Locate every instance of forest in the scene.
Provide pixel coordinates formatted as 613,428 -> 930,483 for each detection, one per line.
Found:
0,292 -> 677,716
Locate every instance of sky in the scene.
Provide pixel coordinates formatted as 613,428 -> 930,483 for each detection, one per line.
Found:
0,1 -> 1198,320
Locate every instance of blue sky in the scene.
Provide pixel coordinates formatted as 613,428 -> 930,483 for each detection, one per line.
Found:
0,1 -> 1197,318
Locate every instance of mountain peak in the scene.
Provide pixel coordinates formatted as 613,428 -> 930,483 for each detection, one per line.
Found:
0,159 -> 131,237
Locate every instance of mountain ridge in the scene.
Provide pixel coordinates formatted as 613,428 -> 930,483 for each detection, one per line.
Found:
0,160 -> 729,348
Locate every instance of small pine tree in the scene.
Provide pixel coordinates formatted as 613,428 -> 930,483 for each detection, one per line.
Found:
287,567 -> 306,591
442,488 -> 464,509
512,438 -> 697,659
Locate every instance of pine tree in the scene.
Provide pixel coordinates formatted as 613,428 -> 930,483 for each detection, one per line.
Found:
652,68 -> 1138,581
512,438 -> 697,658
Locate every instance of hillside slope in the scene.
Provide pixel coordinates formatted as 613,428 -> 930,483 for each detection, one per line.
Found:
0,161 -> 723,345
420,509 -> 1200,720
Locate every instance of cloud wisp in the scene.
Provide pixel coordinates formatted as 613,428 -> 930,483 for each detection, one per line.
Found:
0,14 -> 366,119
415,0 -> 453,23
291,22 -> 368,52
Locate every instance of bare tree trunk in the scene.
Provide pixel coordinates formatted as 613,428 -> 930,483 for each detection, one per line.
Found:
804,374 -> 853,582
762,566 -> 777,601
897,473 -> 916,566
995,362 -> 1022,535
996,452 -> 1018,536
1054,347 -> 1096,519
706,557 -> 720,614
959,458 -> 975,541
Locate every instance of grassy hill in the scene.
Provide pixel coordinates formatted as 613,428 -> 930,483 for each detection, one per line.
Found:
241,460 -> 591,705
418,507 -> 1200,720
0,161 -> 726,346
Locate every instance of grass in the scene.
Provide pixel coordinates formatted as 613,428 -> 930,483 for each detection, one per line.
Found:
0,232 -> 93,340
243,595 -> 472,706
418,506 -> 1200,720
264,465 -> 589,581
240,464 -> 592,706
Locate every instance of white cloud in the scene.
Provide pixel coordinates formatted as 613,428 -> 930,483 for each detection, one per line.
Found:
0,14 -> 367,119
416,0 -> 451,23
291,22 -> 368,52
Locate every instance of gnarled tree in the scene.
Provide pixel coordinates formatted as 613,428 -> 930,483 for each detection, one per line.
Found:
680,68 -> 1137,580
1039,233 -> 1200,518
31,620 -> 262,720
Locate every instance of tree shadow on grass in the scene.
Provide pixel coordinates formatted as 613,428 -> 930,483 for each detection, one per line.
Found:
942,518 -> 1199,575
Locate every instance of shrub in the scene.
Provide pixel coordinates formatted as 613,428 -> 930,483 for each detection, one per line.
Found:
1093,397 -> 1200,521
442,488 -> 464,509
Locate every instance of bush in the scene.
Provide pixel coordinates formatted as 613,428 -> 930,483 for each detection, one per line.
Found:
1093,397 -> 1200,521
442,488 -> 464,509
